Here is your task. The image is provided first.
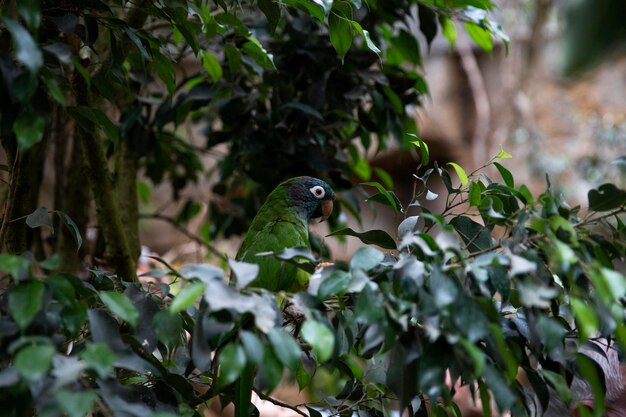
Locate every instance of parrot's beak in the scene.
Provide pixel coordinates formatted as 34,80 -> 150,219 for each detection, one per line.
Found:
319,199 -> 334,223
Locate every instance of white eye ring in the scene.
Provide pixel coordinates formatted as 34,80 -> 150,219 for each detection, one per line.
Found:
310,185 -> 325,199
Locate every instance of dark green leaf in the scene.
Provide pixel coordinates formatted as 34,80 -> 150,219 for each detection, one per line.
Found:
240,330 -> 264,366
261,346 -> 283,391
13,110 -> 45,150
327,227 -> 396,250
152,49 -> 177,95
418,5 -> 438,47
99,291 -> 139,327
259,0 -> 281,34
493,162 -> 514,188
25,207 -> 53,230
152,310 -> 183,349
217,343 -> 247,386
430,268 -> 458,308
281,102 -> 324,121
301,320 -> 335,362
9,280 -> 45,331
329,3 -> 353,62
68,106 -> 119,146
17,0 -> 41,31
317,270 -> 351,299
355,284 -> 385,324
15,344 -> 55,383
449,216 -> 492,253
362,181 -> 403,213
55,211 -> 83,251
350,247 -> 384,271
201,51 -> 223,83
268,328 -> 301,371
588,183 -> 626,211
390,29 -> 421,66
55,390 -> 97,417
80,342 -> 116,377
282,0 -> 326,22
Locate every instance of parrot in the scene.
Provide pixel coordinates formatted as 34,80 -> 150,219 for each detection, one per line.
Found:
236,176 -> 335,292
232,177 -> 334,417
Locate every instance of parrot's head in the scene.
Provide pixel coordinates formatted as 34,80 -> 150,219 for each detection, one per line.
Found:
281,176 -> 335,222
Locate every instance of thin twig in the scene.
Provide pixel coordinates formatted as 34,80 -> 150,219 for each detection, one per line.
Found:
139,212 -> 228,261
255,390 -> 310,417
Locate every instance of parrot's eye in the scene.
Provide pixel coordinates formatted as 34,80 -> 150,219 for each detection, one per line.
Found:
310,185 -> 325,199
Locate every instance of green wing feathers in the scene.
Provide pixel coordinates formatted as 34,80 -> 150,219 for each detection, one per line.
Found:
236,218 -> 310,292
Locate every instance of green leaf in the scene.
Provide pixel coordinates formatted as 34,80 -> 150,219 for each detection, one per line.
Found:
301,320 -> 335,363
459,339 -> 486,376
201,50 -> 223,83
153,310 -> 183,349
240,330 -> 265,366
55,211 -> 83,251
493,162 -> 514,188
15,344 -> 55,383
407,135 -> 430,165
25,207 -> 53,230
2,18 -> 42,74
242,36 -> 275,69
464,22 -> 493,52
99,291 -> 139,327
327,227 -> 396,250
355,284 -> 385,324
281,102 -> 324,121
17,0 -> 41,31
351,21 -> 381,56
68,106 -> 119,147
44,76 -> 67,106
540,369 -> 572,405
449,216 -> 492,253
152,49 -> 177,95
55,390 -> 98,417
588,183 -> 626,211
468,181 -> 483,206
217,343 -> 247,386
317,270 -> 351,300
329,3 -> 353,62
137,180 -> 151,203
350,247 -> 384,271
362,181 -> 403,213
0,254 -> 29,282
418,4 -> 438,47
13,110 -> 45,150
259,0 -> 281,34
80,342 -> 116,378
390,29 -> 421,66
439,16 -> 457,46
261,347 -> 284,391
268,328 -> 301,371
169,281 -> 206,313
447,162 -> 469,187
496,144 -> 512,159
282,0 -> 326,22
9,280 -> 45,331
430,268 -> 458,308
571,298 -> 599,340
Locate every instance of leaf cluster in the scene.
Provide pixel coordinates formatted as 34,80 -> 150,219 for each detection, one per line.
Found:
1,143 -> 625,417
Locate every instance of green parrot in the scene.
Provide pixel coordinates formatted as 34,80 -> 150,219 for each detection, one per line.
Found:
236,176 -> 335,292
